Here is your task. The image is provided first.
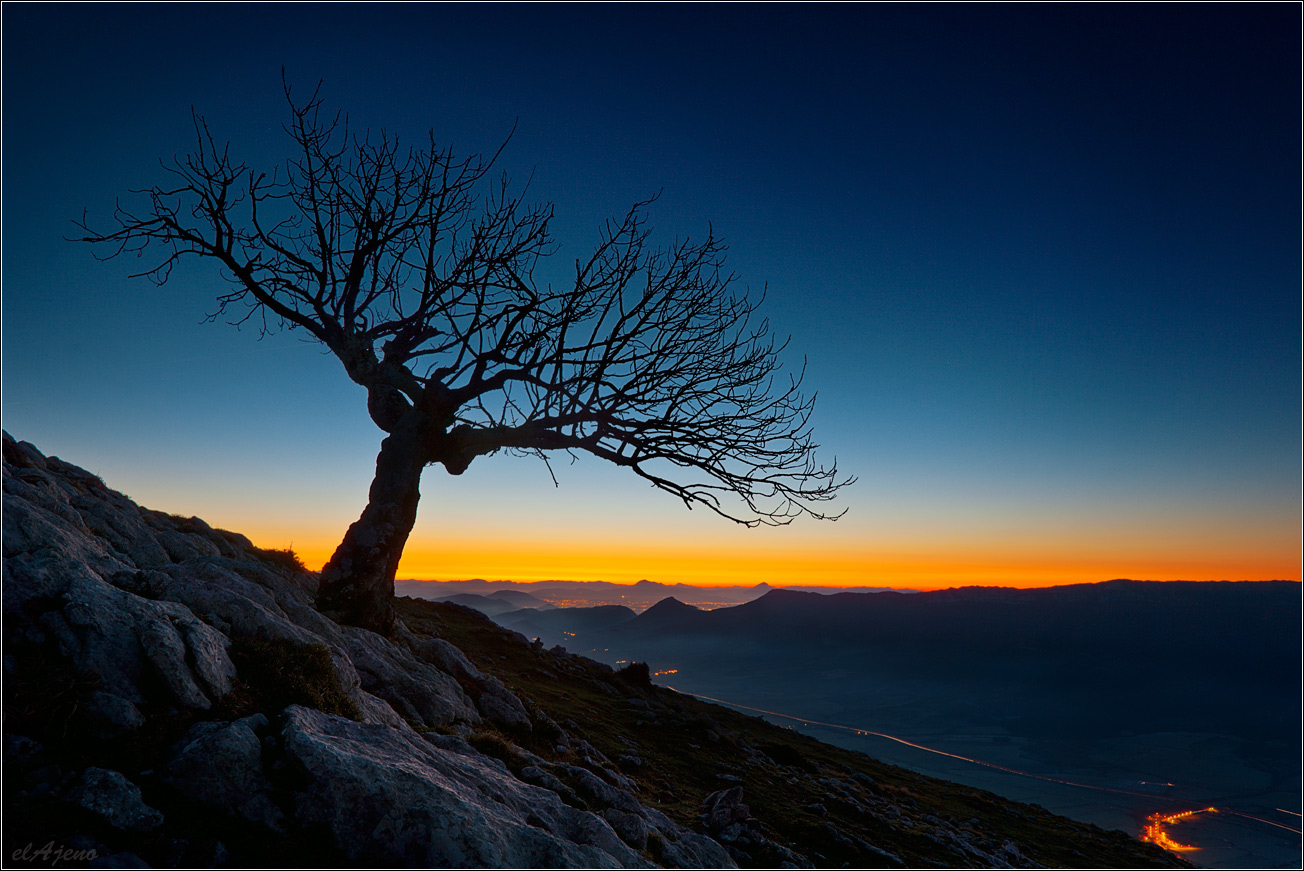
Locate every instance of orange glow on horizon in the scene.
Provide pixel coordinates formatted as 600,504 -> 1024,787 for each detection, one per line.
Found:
263,531 -> 1300,590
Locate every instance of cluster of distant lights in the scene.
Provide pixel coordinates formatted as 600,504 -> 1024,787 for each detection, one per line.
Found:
1141,807 -> 1218,852
1139,806 -> 1302,855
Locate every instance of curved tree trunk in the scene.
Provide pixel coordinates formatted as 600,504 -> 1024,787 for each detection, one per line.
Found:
316,416 -> 429,634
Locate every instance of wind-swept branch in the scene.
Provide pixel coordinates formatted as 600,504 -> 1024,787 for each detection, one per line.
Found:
78,79 -> 855,631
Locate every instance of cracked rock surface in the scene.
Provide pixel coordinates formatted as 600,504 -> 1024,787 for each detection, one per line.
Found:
2,431 -> 732,867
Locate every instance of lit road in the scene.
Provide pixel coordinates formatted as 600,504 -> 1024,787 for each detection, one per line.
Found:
665,686 -> 1303,857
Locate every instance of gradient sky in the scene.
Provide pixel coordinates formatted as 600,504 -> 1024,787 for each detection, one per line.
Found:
3,4 -> 1300,588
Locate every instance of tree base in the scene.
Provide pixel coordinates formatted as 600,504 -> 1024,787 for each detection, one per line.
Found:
317,581 -> 395,635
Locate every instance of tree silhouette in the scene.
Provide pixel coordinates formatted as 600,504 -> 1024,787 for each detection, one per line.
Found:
79,82 -> 853,633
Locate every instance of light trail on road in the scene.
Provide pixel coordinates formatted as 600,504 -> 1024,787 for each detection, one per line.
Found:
666,686 -> 1174,799
1223,809 -> 1303,835
664,684 -> 1304,854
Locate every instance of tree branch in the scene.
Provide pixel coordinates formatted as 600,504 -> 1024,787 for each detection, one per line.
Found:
78,82 -> 853,525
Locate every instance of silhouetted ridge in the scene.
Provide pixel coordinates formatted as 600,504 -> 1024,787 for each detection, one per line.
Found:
422,592 -> 531,618
575,577 -> 1301,740
435,593 -> 499,608
646,595 -> 696,612
619,596 -> 709,637
709,587 -> 909,632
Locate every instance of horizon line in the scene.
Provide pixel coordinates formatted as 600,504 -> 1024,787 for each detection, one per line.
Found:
393,576 -> 1300,590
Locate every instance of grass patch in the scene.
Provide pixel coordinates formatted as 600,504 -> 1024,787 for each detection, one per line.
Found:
467,730 -> 527,769
2,641 -> 102,746
254,546 -> 309,575
756,738 -> 815,772
219,637 -> 360,721
615,660 -> 652,688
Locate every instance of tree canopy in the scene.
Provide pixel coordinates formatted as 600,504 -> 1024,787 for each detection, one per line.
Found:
80,81 -> 854,631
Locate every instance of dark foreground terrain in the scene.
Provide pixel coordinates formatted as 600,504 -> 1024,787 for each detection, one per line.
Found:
527,582 -> 1300,868
3,431 -> 1185,867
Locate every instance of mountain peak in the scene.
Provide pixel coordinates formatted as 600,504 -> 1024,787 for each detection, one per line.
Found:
614,595 -> 707,639
644,595 -> 698,613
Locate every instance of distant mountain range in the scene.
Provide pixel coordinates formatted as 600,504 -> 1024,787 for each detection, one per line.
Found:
393,586 -> 558,617
395,577 -> 913,611
396,576 -> 1302,786
454,579 -> 1301,745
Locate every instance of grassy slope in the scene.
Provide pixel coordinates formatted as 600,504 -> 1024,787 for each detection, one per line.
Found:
397,596 -> 1187,869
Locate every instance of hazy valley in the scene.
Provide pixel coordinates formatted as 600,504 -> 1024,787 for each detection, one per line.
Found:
404,578 -> 1303,868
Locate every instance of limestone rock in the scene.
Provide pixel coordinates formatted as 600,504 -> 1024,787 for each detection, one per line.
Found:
603,808 -> 650,850
414,636 -> 532,730
162,715 -> 286,832
558,765 -> 733,867
4,433 -> 738,867
140,617 -> 212,709
79,692 -> 146,741
414,636 -> 480,681
565,764 -> 644,814
279,706 -> 644,867
4,734 -> 45,770
473,673 -> 533,731
518,765 -> 569,794
33,574 -> 235,710
340,626 -> 480,728
701,785 -> 750,831
62,767 -> 163,832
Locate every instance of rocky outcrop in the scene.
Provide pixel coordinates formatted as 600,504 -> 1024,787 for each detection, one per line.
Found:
3,432 -> 485,729
61,767 -> 164,833
339,625 -> 481,728
2,432 -> 730,867
413,635 -> 533,731
281,705 -> 644,866
161,714 -> 287,833
699,786 -> 815,868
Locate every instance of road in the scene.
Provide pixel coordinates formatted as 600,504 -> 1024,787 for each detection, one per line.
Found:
668,685 -> 1302,866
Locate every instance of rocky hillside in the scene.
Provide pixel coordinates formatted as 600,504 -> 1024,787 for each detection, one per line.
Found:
2,432 -> 1185,868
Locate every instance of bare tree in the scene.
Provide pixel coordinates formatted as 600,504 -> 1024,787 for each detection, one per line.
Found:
78,83 -> 854,633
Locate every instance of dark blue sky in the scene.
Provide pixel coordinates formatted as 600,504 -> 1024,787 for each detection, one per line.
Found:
3,4 -> 1299,585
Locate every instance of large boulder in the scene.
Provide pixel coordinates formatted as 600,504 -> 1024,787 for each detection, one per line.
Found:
280,706 -> 645,867
3,433 -> 413,727
161,714 -> 286,832
340,627 -> 480,728
5,436 -> 237,710
4,433 -> 736,867
701,785 -> 750,832
33,573 -> 236,711
61,767 -> 163,833
413,636 -> 532,730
